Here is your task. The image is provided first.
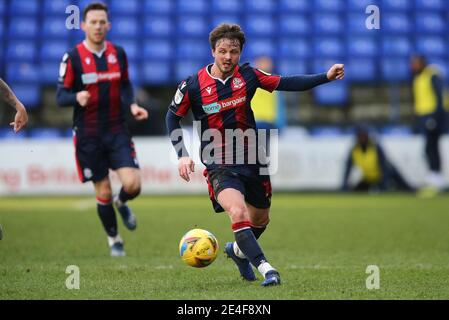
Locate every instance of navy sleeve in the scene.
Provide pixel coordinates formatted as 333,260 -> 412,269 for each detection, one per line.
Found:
166,110 -> 189,159
276,73 -> 330,91
56,85 -> 77,107
121,80 -> 135,108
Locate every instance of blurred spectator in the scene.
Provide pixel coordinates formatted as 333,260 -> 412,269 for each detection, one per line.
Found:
410,55 -> 447,197
342,125 -> 413,192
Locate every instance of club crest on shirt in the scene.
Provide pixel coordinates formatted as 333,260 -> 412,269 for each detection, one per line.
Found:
108,53 -> 117,64
85,57 -> 91,65
232,77 -> 243,89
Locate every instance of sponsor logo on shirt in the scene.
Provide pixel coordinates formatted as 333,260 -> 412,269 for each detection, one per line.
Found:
202,96 -> 246,114
81,72 -> 121,84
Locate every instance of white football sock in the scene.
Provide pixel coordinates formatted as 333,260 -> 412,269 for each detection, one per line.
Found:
233,242 -> 246,259
108,234 -> 123,247
257,261 -> 276,278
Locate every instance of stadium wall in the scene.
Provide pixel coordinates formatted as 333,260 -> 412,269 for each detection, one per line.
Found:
0,136 -> 447,195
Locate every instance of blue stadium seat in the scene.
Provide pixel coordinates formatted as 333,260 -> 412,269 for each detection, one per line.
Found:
211,15 -> 241,28
381,58 -> 410,82
177,0 -> 208,13
211,0 -> 240,13
415,0 -> 445,10
0,21 -> 4,38
42,17 -> 71,39
111,39 -> 138,62
381,0 -> 411,10
0,1 -> 5,15
415,13 -> 445,34
314,0 -> 345,11
29,128 -> 63,139
348,0 -> 380,10
347,37 -> 378,57
279,15 -> 310,35
345,58 -> 377,82
127,62 -> 140,85
0,127 -> 27,140
144,0 -> 173,13
313,59 -> 341,74
6,42 -> 37,62
176,39 -> 209,59
8,18 -> 39,38
382,36 -> 412,56
142,61 -> 171,84
40,41 -> 69,61
314,14 -> 344,34
245,39 -> 275,60
143,40 -> 172,60
279,0 -> 309,12
347,13 -> 376,34
314,82 -> 349,106
177,16 -> 208,37
109,17 -> 138,38
109,0 -> 139,15
415,36 -> 446,56
278,59 -> 308,76
309,126 -> 344,136
10,0 -> 39,15
143,16 -> 173,37
8,83 -> 41,108
40,62 -> 59,84
175,60 -> 204,81
76,0 -> 108,12
279,38 -> 311,58
246,0 -> 275,12
43,0 -> 72,15
245,15 -> 275,36
6,63 -> 39,82
381,125 -> 412,136
382,13 -> 412,34
314,38 -> 344,58
427,58 -> 448,80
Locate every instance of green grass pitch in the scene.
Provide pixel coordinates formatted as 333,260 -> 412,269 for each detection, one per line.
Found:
1,193 -> 449,299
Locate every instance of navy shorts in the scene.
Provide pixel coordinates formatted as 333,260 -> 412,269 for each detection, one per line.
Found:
204,167 -> 272,213
73,131 -> 139,183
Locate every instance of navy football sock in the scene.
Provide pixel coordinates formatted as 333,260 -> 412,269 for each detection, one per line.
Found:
97,197 -> 118,237
232,221 -> 267,268
251,224 -> 267,240
118,187 -> 139,204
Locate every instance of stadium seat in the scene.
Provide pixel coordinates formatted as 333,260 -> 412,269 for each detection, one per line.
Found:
42,17 -> 71,39
382,36 -> 412,56
346,13 -> 375,34
175,60 -> 205,81
211,0 -> 240,13
314,38 -> 344,58
211,15 -> 241,29
43,0 -> 72,15
382,13 -> 411,34
347,36 -> 378,57
314,82 -> 349,106
309,126 -> 344,136
415,0 -> 445,10
278,59 -> 308,76
40,41 -> 69,62
127,62 -> 140,85
109,0 -> 139,15
177,0 -> 208,13
6,42 -> 37,62
143,40 -> 172,60
381,58 -> 410,82
6,63 -> 40,83
381,125 -> 412,136
345,58 -> 377,82
177,16 -> 208,37
176,39 -> 209,59
415,36 -> 446,57
244,39 -> 275,60
279,0 -> 309,12
108,17 -> 138,39
40,62 -> 59,84
29,128 -> 63,139
0,1 -> 5,15
246,0 -> 275,12
8,18 -> 39,38
8,83 -> 41,108
141,61 -> 171,84
10,0 -> 39,15
0,21 -> 4,38
144,0 -> 173,13
278,15 -> 310,35
314,0 -> 345,11
110,39 -> 138,62
0,127 -> 27,140
143,16 -> 173,37
381,0 -> 411,10
279,38 -> 311,58
348,0 -> 380,11
245,15 -> 275,36
415,13 -> 445,34
314,14 -> 344,34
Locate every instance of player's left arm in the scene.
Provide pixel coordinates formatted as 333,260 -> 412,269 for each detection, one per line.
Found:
255,64 -> 344,92
0,78 -> 28,132
118,47 -> 148,121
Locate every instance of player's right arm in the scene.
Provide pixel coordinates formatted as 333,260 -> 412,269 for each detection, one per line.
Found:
166,79 -> 195,182
56,52 -> 90,107
0,78 -> 28,132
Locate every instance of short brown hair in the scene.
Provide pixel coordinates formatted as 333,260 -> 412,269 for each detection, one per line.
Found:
209,23 -> 245,51
83,2 -> 109,21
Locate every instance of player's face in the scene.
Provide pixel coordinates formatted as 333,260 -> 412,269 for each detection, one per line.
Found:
212,38 -> 241,76
82,10 -> 110,45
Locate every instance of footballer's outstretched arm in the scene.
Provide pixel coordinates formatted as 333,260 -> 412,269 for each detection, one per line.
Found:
0,78 -> 28,132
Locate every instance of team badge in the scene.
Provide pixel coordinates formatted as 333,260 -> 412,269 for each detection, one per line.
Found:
232,77 -> 243,89
84,168 -> 93,179
85,57 -> 91,65
108,53 -> 117,64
